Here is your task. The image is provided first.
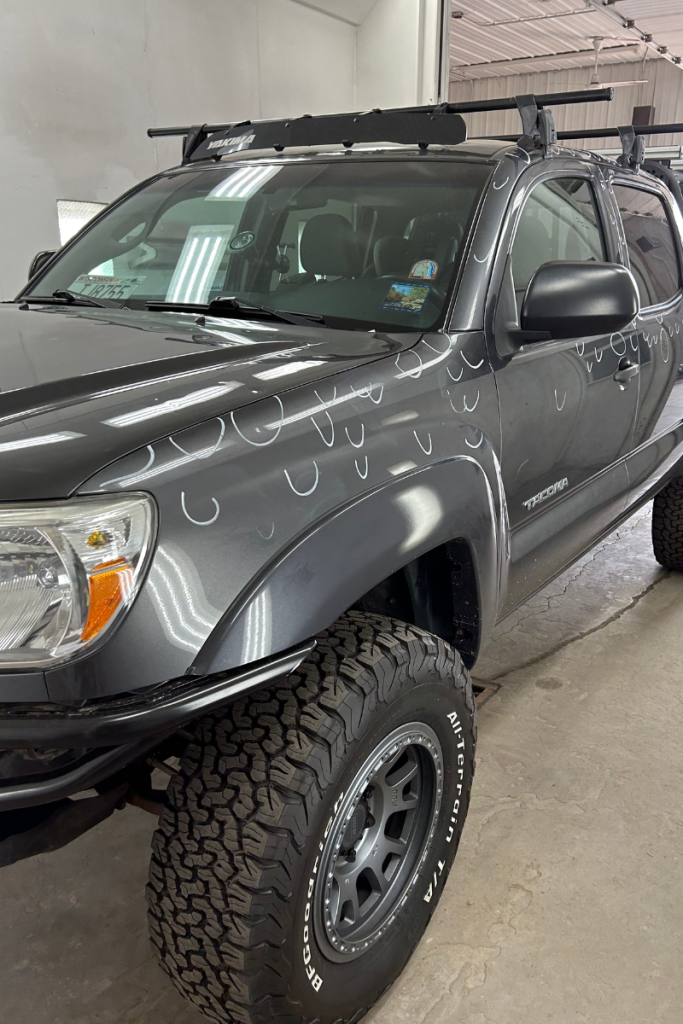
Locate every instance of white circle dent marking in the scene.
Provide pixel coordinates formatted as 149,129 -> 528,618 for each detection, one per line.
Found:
493,175 -> 510,190
677,322 -> 681,334
447,364 -> 464,382
448,390 -> 479,414
511,146 -> 532,165
257,522 -> 275,540
101,444 -> 155,486
661,328 -> 671,363
311,408 -> 334,447
284,461 -> 319,497
414,430 -> 433,455
181,492 -> 220,526
473,247 -> 493,264
586,360 -> 593,372
170,417 -> 225,460
355,455 -> 369,479
657,315 -> 664,325
465,431 -> 484,449
630,334 -> 639,352
421,337 -> 451,355
395,351 -> 423,379
345,423 -> 365,448
232,395 -> 284,446
576,341 -> 585,357
594,346 -> 603,363
554,389 -> 566,412
461,351 -> 484,370
610,332 -> 627,357
352,383 -> 384,404
314,385 -> 337,409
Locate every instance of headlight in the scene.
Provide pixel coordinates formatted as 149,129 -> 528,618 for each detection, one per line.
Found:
0,494 -> 156,668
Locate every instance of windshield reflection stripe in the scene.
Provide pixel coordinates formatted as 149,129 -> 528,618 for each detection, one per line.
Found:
103,383 -> 242,427
167,236 -> 199,303
0,431 -> 85,453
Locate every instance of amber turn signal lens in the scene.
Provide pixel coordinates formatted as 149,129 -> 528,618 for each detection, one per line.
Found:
81,558 -> 133,643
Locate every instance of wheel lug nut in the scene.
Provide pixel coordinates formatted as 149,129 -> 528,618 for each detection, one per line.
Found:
366,814 -> 375,828
347,849 -> 356,862
364,786 -> 374,799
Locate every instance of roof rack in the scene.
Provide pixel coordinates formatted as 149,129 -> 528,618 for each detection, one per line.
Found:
147,88 -> 613,164
491,120 -> 683,152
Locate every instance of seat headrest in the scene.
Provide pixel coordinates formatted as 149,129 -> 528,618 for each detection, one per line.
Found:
373,236 -> 412,277
300,214 -> 362,277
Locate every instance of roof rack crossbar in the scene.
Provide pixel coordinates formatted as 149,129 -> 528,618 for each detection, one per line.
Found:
147,89 -> 614,141
488,122 -> 683,143
147,88 -> 613,163
446,87 -> 614,115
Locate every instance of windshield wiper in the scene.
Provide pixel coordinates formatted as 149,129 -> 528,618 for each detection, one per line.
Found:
21,289 -> 111,309
145,296 -> 326,328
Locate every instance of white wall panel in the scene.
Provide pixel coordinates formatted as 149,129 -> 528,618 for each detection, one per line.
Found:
355,0 -> 444,109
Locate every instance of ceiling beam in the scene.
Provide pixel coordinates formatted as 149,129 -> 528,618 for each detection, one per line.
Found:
584,0 -> 681,69
450,42 -> 642,79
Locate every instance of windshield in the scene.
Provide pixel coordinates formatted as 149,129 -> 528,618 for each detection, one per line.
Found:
28,158 -> 490,332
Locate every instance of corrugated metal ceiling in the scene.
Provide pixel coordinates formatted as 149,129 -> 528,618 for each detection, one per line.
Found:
450,1 -> 683,79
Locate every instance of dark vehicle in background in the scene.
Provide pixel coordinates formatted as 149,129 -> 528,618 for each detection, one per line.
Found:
2,91 -> 683,1024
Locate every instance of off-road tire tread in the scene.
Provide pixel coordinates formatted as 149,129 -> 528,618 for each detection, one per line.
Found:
652,476 -> 683,570
147,610 -> 475,1024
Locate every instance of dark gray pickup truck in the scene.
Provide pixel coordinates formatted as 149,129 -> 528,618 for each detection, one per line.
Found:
2,91 -> 683,1024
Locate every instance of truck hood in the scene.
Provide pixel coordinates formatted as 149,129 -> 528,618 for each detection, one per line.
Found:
0,303 -> 415,500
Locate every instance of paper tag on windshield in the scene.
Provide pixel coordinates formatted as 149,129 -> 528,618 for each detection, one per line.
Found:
409,259 -> 438,280
382,281 -> 431,314
73,274 -> 146,300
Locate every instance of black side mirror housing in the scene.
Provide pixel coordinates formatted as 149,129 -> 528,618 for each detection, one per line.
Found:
28,249 -> 57,282
521,261 -> 639,340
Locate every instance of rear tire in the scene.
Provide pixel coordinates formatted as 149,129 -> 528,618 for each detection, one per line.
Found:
652,476 -> 683,570
147,611 -> 476,1024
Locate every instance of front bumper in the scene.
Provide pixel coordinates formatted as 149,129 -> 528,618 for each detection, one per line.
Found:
0,641 -> 313,813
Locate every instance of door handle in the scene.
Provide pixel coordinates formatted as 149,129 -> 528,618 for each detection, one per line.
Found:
613,358 -> 639,389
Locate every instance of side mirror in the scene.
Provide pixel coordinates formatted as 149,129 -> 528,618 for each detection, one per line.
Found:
521,261 -> 639,340
28,249 -> 57,282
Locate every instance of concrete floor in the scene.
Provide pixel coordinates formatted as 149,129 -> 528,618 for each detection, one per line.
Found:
2,506 -> 682,1024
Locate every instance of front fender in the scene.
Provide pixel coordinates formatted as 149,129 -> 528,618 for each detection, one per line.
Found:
54,331 -> 503,701
192,456 -> 500,674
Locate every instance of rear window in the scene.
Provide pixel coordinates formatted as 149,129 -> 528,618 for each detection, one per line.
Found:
613,184 -> 681,307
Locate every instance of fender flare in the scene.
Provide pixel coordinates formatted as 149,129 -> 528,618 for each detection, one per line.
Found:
192,457 -> 501,675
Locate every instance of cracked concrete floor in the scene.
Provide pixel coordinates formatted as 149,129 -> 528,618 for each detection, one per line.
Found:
1,506 -> 682,1024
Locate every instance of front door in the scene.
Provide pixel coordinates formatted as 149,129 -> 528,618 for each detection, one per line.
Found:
489,170 -> 638,613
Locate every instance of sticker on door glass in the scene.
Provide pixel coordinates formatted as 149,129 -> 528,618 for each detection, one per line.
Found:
72,274 -> 146,300
409,259 -> 438,280
382,281 -> 431,314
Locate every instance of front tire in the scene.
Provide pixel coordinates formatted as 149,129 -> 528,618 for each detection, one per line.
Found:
652,475 -> 683,570
147,611 -> 476,1024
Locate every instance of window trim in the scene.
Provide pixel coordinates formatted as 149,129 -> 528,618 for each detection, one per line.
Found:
485,166 -> 612,360
507,172 -> 609,301
610,177 -> 683,313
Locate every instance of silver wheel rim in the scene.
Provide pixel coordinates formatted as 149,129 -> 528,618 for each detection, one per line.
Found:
314,722 -> 443,963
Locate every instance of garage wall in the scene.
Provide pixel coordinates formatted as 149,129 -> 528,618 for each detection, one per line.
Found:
449,59 -> 683,150
356,0 -> 444,110
0,0 -> 356,300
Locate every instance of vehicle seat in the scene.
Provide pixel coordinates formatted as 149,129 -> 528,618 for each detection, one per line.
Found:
373,235 -> 413,277
300,213 -> 362,278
